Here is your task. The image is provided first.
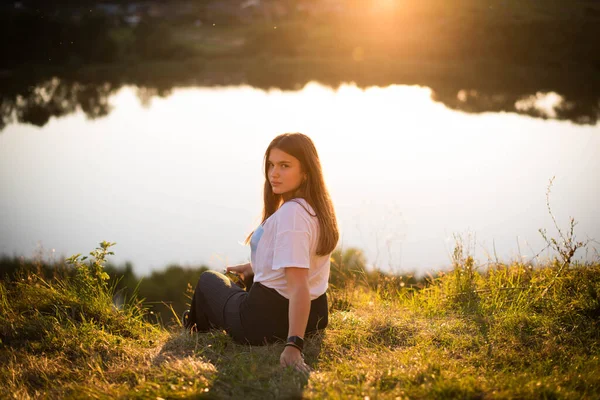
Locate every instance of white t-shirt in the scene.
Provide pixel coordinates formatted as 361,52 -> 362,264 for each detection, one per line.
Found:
250,198 -> 330,300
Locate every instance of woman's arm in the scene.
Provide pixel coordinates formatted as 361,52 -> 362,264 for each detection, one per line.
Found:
280,267 -> 311,373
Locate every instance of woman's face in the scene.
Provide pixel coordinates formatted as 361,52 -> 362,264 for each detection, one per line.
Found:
268,148 -> 305,200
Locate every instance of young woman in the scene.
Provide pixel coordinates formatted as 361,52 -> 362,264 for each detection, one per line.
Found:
184,133 -> 338,372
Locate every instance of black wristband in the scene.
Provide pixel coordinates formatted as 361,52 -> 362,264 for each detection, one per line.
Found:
284,342 -> 303,352
286,335 -> 304,351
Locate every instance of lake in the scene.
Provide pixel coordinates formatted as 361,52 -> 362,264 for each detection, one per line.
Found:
1,82 -> 598,276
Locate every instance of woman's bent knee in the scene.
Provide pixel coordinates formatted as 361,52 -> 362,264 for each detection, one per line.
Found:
196,270 -> 222,290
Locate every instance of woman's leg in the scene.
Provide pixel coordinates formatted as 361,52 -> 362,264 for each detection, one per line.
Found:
187,270 -> 245,332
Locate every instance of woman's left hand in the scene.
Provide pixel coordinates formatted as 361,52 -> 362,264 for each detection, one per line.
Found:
280,345 -> 311,375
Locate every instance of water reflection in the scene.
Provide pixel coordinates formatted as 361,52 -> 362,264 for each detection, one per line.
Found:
435,88 -> 600,125
0,78 -> 114,130
0,83 -> 598,276
1,59 -> 599,132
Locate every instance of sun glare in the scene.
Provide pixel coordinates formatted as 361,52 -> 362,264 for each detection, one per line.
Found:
376,0 -> 399,11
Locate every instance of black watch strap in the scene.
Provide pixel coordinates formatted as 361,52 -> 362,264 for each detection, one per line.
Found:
286,335 -> 304,351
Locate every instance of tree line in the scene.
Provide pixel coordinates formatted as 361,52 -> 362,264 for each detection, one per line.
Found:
3,220 -> 597,328
0,246 -> 422,326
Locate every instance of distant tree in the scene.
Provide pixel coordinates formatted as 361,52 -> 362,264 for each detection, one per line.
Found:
136,264 -> 209,325
329,247 -> 369,287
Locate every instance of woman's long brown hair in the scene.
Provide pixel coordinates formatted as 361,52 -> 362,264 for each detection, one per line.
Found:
247,133 -> 339,256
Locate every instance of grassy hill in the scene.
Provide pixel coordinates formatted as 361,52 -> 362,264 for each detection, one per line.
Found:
1,241 -> 599,398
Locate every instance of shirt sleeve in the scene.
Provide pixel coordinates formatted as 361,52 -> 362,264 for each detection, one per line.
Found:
271,202 -> 313,270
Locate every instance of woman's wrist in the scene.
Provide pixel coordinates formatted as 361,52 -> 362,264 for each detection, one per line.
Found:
284,342 -> 303,353
283,343 -> 303,356
286,335 -> 304,351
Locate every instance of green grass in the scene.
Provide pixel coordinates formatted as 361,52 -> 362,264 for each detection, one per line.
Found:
1,241 -> 599,399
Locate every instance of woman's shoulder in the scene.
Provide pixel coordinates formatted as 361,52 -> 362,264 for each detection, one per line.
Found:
273,199 -> 317,231
279,198 -> 316,218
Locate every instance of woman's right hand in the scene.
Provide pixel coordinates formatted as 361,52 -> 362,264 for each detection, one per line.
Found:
226,262 -> 253,280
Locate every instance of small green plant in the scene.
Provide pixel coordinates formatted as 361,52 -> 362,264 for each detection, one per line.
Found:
444,233 -> 482,314
65,240 -> 114,298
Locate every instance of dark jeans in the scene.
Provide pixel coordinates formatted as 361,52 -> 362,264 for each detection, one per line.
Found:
187,270 -> 328,345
